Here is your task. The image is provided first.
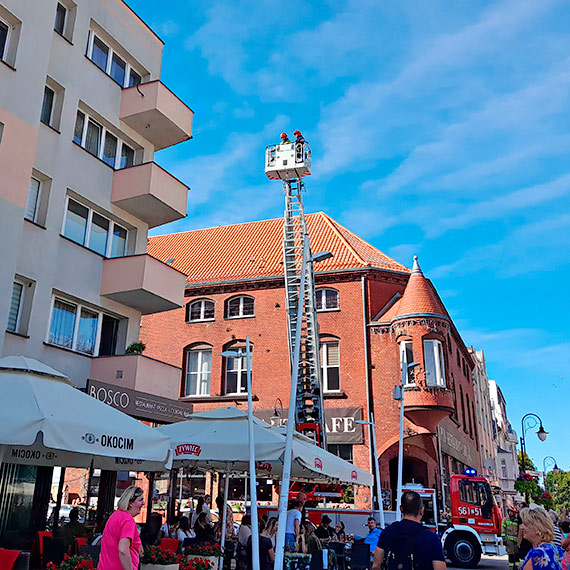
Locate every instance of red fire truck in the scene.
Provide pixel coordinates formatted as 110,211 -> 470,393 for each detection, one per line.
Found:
261,472 -> 504,568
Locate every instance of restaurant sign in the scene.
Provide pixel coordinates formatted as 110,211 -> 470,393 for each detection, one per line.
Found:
86,379 -> 193,424
438,422 -> 479,469
254,406 -> 363,444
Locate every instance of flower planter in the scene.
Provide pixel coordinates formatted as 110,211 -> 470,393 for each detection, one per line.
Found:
141,564 -> 179,570
185,555 -> 220,568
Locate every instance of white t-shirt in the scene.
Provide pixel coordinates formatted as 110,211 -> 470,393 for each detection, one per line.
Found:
176,528 -> 196,541
286,509 -> 302,535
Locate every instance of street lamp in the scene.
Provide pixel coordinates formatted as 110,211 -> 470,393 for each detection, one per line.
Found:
543,456 -> 559,486
220,336 -> 259,570
274,247 -> 333,570
519,413 -> 548,475
356,415 -> 385,528
394,358 -> 420,521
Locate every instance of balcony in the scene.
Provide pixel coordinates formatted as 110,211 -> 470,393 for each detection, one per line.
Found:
404,386 -> 454,434
112,162 -> 188,228
120,81 -> 193,150
90,354 -> 182,400
101,254 -> 186,314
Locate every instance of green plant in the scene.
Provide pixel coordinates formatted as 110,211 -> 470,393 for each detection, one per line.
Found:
179,557 -> 214,570
141,545 -> 179,565
126,341 -> 146,354
46,555 -> 95,570
515,473 -> 541,501
185,543 -> 224,557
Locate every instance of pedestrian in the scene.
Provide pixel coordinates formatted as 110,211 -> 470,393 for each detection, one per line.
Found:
279,132 -> 291,146
293,130 -> 306,144
315,514 -> 335,544
247,519 -> 275,570
98,485 -> 144,570
548,510 -> 563,547
364,517 -> 382,552
59,507 -> 86,552
520,507 -> 565,570
503,506 -> 521,570
285,500 -> 303,552
297,491 -> 307,525
372,491 -> 446,570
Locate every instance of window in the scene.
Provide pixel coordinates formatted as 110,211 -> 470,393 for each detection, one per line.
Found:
316,288 -> 339,311
7,281 -> 23,332
184,347 -> 212,396
25,177 -> 41,222
224,346 -> 250,394
447,333 -> 452,354
63,197 -> 128,257
41,86 -> 55,125
327,444 -> 353,463
54,3 -> 66,35
48,296 -> 120,355
86,31 -> 144,88
0,10 -> 21,68
225,296 -> 254,319
399,340 -> 415,385
424,339 -> 446,387
73,109 -> 139,170
186,299 -> 215,322
501,459 -> 507,479
320,341 -> 340,392
0,20 -> 8,60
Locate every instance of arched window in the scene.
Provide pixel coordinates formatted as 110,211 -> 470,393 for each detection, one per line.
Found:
399,340 -> 415,385
423,339 -> 446,387
225,295 -> 254,319
320,340 -> 340,392
315,288 -> 339,311
223,341 -> 252,395
186,299 -> 215,322
183,343 -> 212,396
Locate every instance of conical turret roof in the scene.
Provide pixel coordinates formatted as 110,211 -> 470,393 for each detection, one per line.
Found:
378,256 -> 448,322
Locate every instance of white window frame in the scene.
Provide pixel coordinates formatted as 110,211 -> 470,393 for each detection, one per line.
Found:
186,299 -> 215,322
54,3 -> 67,36
423,339 -> 446,387
225,296 -> 254,319
25,176 -> 42,223
320,341 -> 340,393
62,196 -> 128,258
86,30 -> 143,88
224,347 -> 249,395
41,85 -> 56,126
399,340 -> 415,385
73,109 -> 136,170
7,280 -> 24,333
0,17 -> 11,63
315,288 -> 339,311
184,347 -> 212,396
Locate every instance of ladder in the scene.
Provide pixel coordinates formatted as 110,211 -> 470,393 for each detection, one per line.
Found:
282,178 -> 326,446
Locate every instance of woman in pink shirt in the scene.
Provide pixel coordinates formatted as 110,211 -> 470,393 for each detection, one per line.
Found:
98,486 -> 144,570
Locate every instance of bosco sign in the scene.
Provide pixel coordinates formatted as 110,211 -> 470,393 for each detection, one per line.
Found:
89,384 -> 130,409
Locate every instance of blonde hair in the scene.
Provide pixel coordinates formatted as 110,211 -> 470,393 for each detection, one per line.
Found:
117,485 -> 143,512
520,507 -> 555,544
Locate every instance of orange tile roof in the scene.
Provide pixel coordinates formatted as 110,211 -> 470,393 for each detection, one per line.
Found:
379,256 -> 447,321
147,212 -> 410,285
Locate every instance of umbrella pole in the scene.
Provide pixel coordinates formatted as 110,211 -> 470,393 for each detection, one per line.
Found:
85,460 -> 93,526
52,467 -> 66,534
219,473 -> 230,570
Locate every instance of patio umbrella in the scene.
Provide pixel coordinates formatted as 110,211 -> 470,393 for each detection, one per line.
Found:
0,356 -> 172,471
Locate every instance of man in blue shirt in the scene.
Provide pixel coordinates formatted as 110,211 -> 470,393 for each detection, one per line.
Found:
372,491 -> 446,570
364,517 -> 382,552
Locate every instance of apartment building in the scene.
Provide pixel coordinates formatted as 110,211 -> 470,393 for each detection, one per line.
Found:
0,0 -> 192,547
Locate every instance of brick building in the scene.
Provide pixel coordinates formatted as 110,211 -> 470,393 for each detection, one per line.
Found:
141,212 -> 479,510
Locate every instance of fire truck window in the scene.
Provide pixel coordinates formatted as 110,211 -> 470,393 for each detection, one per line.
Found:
422,497 -> 435,525
459,479 -> 477,504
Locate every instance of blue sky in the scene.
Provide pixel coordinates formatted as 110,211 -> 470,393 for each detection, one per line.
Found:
129,0 -> 570,473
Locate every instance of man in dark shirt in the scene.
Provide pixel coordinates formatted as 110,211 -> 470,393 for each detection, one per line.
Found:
59,507 -> 86,552
372,491 -> 446,570
315,514 -> 335,543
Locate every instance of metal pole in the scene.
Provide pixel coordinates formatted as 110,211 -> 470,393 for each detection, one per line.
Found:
274,238 -> 309,570
246,336 -> 260,570
369,413 -> 385,528
220,474 -> 230,570
395,360 -> 407,521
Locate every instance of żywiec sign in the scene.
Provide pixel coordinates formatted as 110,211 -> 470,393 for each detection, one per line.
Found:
86,380 -> 193,424
255,407 -> 363,444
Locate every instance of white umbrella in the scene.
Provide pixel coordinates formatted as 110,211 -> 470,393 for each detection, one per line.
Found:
0,356 -> 172,471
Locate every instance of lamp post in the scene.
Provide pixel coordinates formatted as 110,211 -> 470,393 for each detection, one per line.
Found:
394,357 -> 419,521
220,337 -> 258,570
274,248 -> 332,570
519,413 -> 548,475
542,456 -> 559,487
356,415 -> 385,528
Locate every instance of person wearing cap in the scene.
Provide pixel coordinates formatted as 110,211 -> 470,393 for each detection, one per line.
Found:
279,132 -> 291,146
294,130 -> 306,144
315,514 -> 335,544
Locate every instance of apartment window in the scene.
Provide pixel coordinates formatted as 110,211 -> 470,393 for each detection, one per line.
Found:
424,339 -> 446,387
399,340 -> 415,385
456,348 -> 460,366
501,459 -> 507,479
0,20 -> 8,60
316,288 -> 339,311
63,197 -> 128,257
225,296 -> 254,319
320,341 -> 340,392
54,3 -> 66,35
7,281 -> 23,332
447,333 -> 452,354
0,121 -> 4,144
327,444 -> 353,463
25,177 -> 41,222
86,31 -> 144,88
224,346 -> 250,394
41,86 -> 55,125
48,296 -> 120,355
184,346 -> 212,396
186,299 -> 215,322
73,109 -> 138,170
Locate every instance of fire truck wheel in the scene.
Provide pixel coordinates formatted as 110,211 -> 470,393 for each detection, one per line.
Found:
445,533 -> 481,568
